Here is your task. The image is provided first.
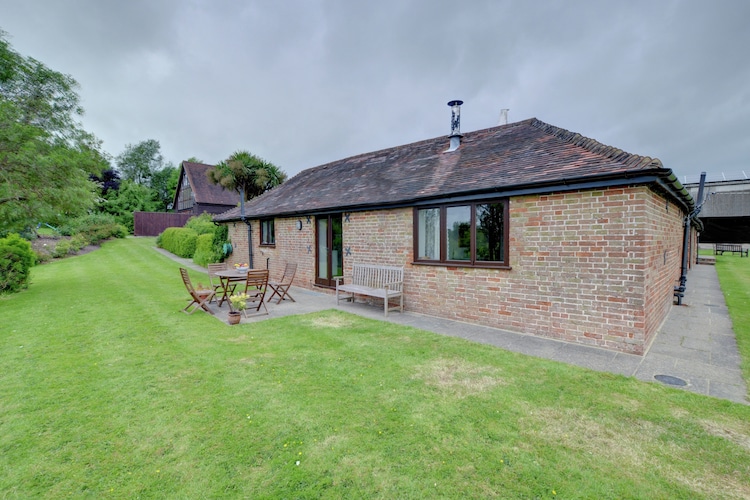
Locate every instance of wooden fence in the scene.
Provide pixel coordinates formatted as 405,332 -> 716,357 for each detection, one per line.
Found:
134,212 -> 192,237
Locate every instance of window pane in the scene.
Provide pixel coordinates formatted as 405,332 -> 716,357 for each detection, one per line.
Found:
332,216 -> 343,278
317,218 -> 328,279
261,220 -> 275,244
417,208 -> 440,260
476,202 -> 504,262
446,206 -> 471,261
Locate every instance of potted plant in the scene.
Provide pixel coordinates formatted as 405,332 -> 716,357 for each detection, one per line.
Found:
227,292 -> 249,325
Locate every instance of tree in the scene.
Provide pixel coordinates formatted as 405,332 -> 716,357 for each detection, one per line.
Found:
90,168 -> 121,197
101,180 -> 159,232
150,162 -> 178,211
0,31 -> 82,138
208,150 -> 286,200
0,31 -> 107,235
115,139 -> 163,185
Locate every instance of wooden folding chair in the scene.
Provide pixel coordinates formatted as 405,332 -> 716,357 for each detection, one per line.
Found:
207,263 -> 235,303
180,267 -> 215,315
267,262 -> 297,304
243,269 -> 269,316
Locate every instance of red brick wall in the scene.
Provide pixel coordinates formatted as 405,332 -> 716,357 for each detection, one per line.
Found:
642,189 -> 685,347
226,218 -> 317,288
224,185 -> 687,355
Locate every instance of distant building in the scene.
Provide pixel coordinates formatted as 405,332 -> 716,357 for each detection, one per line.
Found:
172,161 -> 239,215
686,177 -> 750,243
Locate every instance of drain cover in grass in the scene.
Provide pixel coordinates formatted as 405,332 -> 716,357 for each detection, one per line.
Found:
654,374 -> 687,386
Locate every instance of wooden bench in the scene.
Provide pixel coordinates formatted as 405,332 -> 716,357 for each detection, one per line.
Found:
714,244 -> 748,257
335,264 -> 404,317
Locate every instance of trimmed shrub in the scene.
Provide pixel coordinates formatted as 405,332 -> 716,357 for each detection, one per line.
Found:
59,214 -> 129,244
70,234 -> 89,253
34,251 -> 52,264
212,224 -> 230,262
185,213 -> 218,235
158,227 -> 198,258
193,233 -> 215,267
52,239 -> 73,258
0,234 -> 35,294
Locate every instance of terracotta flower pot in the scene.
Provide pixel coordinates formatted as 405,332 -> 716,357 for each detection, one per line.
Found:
228,312 -> 241,325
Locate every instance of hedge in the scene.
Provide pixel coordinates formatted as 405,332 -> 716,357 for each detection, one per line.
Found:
157,227 -> 198,258
192,233 -> 216,267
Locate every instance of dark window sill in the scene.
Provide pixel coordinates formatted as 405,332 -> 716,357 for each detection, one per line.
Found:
411,261 -> 512,270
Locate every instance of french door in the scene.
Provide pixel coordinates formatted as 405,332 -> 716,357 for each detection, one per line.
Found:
315,214 -> 343,287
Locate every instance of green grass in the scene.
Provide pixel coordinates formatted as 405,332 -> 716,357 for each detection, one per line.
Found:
1,237 -> 749,498
35,225 -> 59,236
715,254 -> 750,394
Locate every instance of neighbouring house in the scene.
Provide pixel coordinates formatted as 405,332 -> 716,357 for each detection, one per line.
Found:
134,161 -> 240,236
172,161 -> 240,215
214,105 -> 698,355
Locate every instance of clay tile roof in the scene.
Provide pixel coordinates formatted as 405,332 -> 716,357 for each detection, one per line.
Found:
181,162 -> 239,206
215,118 -> 688,221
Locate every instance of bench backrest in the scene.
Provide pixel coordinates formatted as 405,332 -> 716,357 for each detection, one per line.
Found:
716,243 -> 743,251
352,264 -> 403,290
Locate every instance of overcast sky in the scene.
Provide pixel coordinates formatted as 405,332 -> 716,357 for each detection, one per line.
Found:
1,0 -> 747,183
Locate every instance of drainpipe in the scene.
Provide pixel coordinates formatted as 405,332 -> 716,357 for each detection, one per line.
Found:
239,187 -> 253,269
675,172 -> 706,305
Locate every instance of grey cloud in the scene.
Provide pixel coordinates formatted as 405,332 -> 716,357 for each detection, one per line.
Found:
0,0 -> 747,181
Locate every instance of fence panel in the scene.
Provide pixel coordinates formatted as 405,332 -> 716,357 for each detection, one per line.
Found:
134,212 -> 192,236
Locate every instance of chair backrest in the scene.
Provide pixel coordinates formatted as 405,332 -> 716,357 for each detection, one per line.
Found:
207,263 -> 227,288
180,267 -> 196,294
245,269 -> 268,292
280,262 -> 297,284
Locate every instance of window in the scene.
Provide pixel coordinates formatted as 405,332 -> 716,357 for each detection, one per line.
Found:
260,219 -> 275,245
177,174 -> 193,211
414,200 -> 508,266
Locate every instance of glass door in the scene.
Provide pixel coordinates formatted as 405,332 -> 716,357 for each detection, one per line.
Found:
315,214 -> 343,287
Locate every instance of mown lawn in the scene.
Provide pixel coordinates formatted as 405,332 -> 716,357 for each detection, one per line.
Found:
715,253 -> 750,396
1,237 -> 749,498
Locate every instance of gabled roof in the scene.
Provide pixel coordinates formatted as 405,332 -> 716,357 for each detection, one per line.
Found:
215,118 -> 692,221
175,161 -> 239,207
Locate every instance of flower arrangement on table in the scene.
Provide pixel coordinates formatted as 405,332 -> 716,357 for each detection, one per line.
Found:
233,262 -> 249,273
229,292 -> 249,313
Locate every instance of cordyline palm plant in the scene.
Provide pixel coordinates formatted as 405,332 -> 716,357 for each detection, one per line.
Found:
207,150 -> 286,201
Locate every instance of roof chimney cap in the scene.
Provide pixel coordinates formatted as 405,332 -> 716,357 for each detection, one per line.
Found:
446,100 -> 463,152
498,108 -> 509,125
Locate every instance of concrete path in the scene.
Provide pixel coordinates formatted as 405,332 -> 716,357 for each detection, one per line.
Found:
161,247 -> 747,405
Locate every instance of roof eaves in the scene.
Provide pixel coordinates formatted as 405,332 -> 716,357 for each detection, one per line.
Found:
215,169 -> 695,221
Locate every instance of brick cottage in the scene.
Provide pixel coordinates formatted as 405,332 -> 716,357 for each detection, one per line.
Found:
214,107 -> 697,355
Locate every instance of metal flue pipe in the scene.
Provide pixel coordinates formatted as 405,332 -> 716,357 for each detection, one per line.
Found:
239,187 -> 253,269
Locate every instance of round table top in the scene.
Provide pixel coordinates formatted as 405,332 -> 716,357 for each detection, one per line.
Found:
215,269 -> 249,278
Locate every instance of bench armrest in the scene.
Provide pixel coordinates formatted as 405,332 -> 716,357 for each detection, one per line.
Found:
383,279 -> 403,291
334,275 -> 351,284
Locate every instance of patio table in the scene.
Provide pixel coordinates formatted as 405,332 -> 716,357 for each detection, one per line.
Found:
215,269 -> 249,306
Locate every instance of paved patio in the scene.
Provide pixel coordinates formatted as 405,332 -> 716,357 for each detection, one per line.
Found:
163,247 -> 748,405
